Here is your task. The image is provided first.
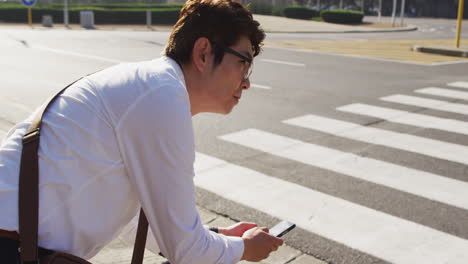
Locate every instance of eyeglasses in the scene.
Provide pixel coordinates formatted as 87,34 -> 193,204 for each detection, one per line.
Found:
222,46 -> 253,81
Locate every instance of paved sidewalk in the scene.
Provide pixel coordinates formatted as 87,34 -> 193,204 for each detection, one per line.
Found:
0,14 -> 416,34
89,206 -> 328,264
253,14 -> 416,33
266,38 -> 468,64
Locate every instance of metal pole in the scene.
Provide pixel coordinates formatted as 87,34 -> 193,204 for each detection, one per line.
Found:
361,0 -> 364,13
146,9 -> 151,27
28,7 -> 32,27
378,0 -> 382,22
399,0 -> 406,26
391,0 -> 397,27
146,0 -> 152,28
339,0 -> 343,9
456,0 -> 465,48
64,0 -> 69,28
318,0 -> 321,10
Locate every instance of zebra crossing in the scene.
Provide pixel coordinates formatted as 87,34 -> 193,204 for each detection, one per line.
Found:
381,94 -> 468,116
416,87 -> 468,101
194,81 -> 468,264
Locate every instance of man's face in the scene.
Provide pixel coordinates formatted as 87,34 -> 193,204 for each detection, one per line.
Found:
205,35 -> 254,114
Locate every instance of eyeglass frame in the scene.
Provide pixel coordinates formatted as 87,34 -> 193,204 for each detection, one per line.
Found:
222,46 -> 253,81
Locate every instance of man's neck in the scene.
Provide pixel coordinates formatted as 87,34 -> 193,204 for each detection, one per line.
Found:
181,63 -> 203,116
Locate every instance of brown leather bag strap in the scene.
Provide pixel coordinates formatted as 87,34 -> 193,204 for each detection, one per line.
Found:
19,78 -> 83,264
18,76 -> 149,264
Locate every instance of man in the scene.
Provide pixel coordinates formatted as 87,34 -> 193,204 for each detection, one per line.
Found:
0,0 -> 284,263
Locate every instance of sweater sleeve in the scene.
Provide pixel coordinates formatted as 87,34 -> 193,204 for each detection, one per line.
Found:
114,86 -> 244,264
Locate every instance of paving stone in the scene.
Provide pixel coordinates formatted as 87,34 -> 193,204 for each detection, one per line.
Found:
207,216 -> 237,229
288,254 -> 328,264
90,236 -> 168,264
90,243 -> 167,264
263,245 -> 302,264
197,205 -> 218,224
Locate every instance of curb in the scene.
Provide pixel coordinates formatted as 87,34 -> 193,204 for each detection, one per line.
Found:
413,45 -> 468,58
263,25 -> 418,34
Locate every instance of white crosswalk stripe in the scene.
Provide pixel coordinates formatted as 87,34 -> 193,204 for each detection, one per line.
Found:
380,94 -> 468,116
251,83 -> 272,90
219,128 -> 468,211
283,114 -> 468,165
448,81 -> 468,89
261,59 -> 306,67
337,103 -> 468,136
194,152 -> 468,264
416,87 -> 468,101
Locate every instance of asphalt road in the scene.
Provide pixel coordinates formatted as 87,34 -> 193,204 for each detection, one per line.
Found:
1,23 -> 468,264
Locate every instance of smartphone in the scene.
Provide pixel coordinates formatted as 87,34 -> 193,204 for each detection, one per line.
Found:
269,220 -> 296,237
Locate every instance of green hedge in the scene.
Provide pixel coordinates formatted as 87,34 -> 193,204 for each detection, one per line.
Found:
247,1 -> 273,15
283,6 -> 318,20
0,8 -> 180,24
320,9 -> 364,24
246,1 -> 284,17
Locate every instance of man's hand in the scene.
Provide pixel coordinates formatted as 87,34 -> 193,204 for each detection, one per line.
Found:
241,227 -> 284,262
219,222 -> 258,237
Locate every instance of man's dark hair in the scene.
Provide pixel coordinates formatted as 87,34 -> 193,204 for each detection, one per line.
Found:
164,0 -> 265,66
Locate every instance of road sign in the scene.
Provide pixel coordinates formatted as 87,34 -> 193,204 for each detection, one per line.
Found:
20,0 -> 37,8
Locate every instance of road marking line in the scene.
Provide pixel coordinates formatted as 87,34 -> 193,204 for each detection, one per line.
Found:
251,84 -> 272,90
220,129 -> 468,211
448,81 -> 468,89
337,103 -> 468,136
283,114 -> 468,165
33,45 -> 124,64
194,152 -> 468,264
265,46 -> 428,66
381,94 -> 468,116
416,87 -> 468,101
261,58 -> 305,67
265,46 -> 468,67
431,60 -> 468,66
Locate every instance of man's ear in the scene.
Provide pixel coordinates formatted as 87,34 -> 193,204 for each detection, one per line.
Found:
192,37 -> 212,73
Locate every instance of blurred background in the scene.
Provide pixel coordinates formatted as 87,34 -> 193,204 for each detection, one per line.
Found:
0,0 -> 467,25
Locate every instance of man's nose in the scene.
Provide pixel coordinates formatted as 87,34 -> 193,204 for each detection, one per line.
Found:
242,78 -> 250,90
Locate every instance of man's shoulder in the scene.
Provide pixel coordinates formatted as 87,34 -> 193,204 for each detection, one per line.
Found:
87,57 -> 189,127
91,57 -> 184,90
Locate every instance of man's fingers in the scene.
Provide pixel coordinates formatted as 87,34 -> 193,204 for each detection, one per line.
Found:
277,237 -> 284,245
240,222 -> 258,229
241,222 -> 257,226
271,244 -> 279,251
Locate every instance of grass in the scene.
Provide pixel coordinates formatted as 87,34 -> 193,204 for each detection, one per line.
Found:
311,17 -> 323,22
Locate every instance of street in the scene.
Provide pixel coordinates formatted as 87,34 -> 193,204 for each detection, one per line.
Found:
1,18 -> 468,264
